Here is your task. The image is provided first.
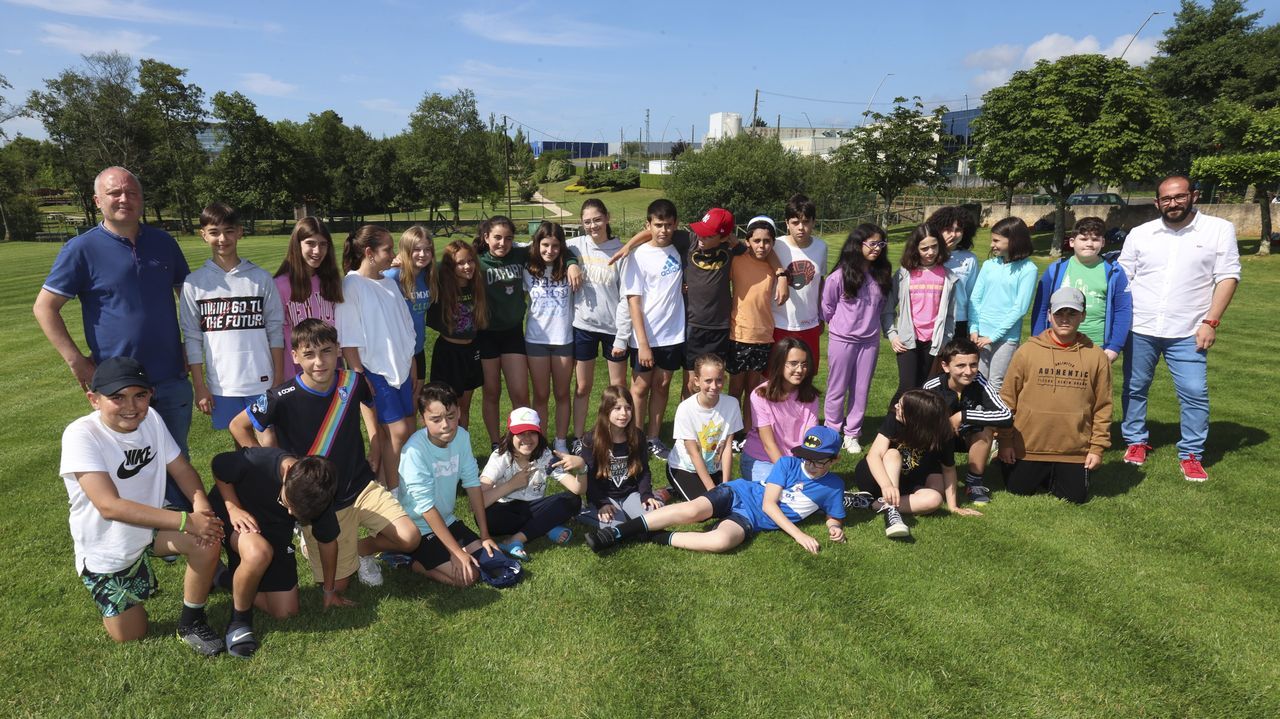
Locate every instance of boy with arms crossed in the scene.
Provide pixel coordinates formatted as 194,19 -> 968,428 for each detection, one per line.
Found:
230,319 -> 420,601
61,357 -> 225,654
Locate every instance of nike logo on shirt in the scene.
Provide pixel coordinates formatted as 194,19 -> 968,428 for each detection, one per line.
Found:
117,447 -> 156,479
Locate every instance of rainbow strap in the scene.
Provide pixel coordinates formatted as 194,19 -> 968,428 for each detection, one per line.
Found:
307,369 -> 357,457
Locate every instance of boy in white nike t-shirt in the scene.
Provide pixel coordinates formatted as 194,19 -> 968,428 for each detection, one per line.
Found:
60,357 -> 227,654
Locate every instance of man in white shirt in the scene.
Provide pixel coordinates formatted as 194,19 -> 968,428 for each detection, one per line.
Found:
1118,175 -> 1240,482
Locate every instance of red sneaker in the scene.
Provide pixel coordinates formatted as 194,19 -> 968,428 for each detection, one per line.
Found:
1180,455 -> 1208,482
1123,443 -> 1152,466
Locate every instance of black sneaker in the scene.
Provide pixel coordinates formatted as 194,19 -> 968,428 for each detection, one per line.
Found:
584,527 -> 619,553
224,621 -> 259,659
647,438 -> 670,461
570,437 -> 585,456
881,505 -> 910,539
843,491 -> 875,511
177,619 -> 226,656
731,437 -> 746,454
967,484 -> 993,505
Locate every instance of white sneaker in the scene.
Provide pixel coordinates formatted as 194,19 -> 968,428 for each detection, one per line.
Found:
843,435 -> 862,455
357,554 -> 384,586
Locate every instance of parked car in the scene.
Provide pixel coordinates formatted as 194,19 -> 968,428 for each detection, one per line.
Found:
1067,192 -> 1127,206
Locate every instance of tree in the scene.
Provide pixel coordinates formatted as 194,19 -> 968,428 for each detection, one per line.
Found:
1146,0 -> 1280,169
832,97 -> 948,222
403,90 -> 500,223
509,127 -> 537,202
27,52 -> 148,223
665,133 -> 816,223
971,54 -> 1173,255
197,91 -> 297,228
1192,105 -> 1280,254
0,73 -> 25,139
136,59 -> 205,231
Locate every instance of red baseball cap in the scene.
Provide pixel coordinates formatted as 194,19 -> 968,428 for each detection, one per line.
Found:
689,208 -> 735,238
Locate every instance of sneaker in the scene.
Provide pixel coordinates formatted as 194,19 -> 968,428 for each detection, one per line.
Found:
584,527 -> 619,553
1180,455 -> 1208,482
177,620 -> 225,657
843,490 -> 875,511
967,484 -> 993,505
357,554 -> 384,586
570,437 -> 585,456
380,551 -> 413,569
295,525 -> 309,560
881,505 -> 910,539
1124,443 -> 1152,466
732,437 -> 747,454
224,622 -> 259,659
842,435 -> 862,455
647,438 -> 670,461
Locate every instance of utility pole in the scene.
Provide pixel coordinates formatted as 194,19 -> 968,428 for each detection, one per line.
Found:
502,115 -> 512,217
751,89 -> 759,127
776,114 -> 781,140
645,109 -> 650,147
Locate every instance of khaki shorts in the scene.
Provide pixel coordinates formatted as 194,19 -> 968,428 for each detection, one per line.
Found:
301,481 -> 407,583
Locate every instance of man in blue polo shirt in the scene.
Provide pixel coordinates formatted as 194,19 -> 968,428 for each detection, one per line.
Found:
34,166 -> 193,506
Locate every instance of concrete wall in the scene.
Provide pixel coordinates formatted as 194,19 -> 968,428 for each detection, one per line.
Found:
922,202 -> 1278,237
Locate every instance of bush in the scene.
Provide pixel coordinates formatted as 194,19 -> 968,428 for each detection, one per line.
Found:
580,167 -> 640,191
545,159 -> 573,183
0,195 -> 44,241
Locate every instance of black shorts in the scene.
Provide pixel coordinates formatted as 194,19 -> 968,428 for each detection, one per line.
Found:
726,341 -> 771,375
852,457 -> 938,497
953,430 -> 986,454
410,520 -> 481,570
413,348 -> 426,381
1003,459 -> 1089,504
210,489 -> 299,593
667,465 -> 720,501
431,338 -> 483,395
703,483 -> 754,536
684,326 -> 730,369
476,326 -> 526,360
573,327 -> 628,363
630,343 -> 685,373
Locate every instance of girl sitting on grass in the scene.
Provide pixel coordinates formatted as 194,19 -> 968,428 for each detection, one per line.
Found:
577,385 -> 662,530
739,338 -> 819,484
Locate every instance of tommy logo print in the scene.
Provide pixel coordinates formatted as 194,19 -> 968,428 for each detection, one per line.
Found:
117,446 -> 156,479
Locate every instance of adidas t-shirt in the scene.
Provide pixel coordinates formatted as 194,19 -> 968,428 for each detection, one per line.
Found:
209,447 -> 339,548
620,243 -> 685,348
61,410 -> 179,573
726,457 -> 845,532
248,371 -> 375,511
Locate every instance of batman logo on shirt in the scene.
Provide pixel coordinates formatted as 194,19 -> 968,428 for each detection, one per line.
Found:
690,247 -> 729,271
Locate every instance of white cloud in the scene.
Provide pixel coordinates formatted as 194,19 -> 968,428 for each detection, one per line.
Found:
437,59 -> 572,102
5,0 -> 228,26
39,22 -> 157,55
458,7 -> 643,48
239,72 -> 297,97
361,98 -> 409,114
967,31 -> 1163,91
5,49 -> 22,55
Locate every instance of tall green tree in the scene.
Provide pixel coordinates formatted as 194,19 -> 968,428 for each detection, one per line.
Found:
404,90 -> 499,223
197,91 -> 297,228
1192,105 -> 1280,253
832,97 -> 948,222
971,54 -> 1173,254
510,126 -> 537,202
136,59 -> 205,231
666,133 -> 817,223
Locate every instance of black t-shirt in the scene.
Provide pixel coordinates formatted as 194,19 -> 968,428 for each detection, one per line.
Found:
209,447 -> 340,545
876,414 -> 954,473
248,371 -> 375,510
580,441 -> 653,507
673,230 -> 742,330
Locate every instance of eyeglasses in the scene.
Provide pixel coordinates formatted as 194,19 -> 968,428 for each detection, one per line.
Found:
784,360 -> 810,370
582,218 -> 606,226
804,456 -> 836,468
863,241 -> 887,249
1157,192 -> 1191,205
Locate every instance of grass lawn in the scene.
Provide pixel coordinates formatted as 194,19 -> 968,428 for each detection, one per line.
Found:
1,229 -> 1278,718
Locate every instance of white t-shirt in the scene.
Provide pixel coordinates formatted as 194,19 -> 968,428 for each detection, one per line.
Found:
335,272 -> 415,388
480,448 -> 553,503
771,235 -> 828,331
524,270 -> 574,346
669,394 -> 744,473
619,243 -> 685,348
60,410 -> 180,574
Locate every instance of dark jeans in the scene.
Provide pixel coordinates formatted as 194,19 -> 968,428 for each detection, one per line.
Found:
1002,460 -> 1089,504
486,492 -> 582,540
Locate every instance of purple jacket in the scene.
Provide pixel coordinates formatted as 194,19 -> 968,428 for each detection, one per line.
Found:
820,267 -> 887,342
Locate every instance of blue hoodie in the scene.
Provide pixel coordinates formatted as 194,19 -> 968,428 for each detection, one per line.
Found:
1030,257 -> 1132,354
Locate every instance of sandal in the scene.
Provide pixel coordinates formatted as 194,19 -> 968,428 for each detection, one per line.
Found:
546,525 -> 573,545
499,540 -> 529,561
224,622 -> 259,659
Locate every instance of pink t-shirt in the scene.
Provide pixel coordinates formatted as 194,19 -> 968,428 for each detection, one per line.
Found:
908,265 -> 946,343
742,382 -> 819,462
275,273 -> 337,380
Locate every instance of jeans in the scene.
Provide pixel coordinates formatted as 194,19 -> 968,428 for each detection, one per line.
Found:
151,377 -> 194,510
739,453 -> 774,484
1122,333 -> 1208,459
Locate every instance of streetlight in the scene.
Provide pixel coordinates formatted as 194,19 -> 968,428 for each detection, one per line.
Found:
1120,11 -> 1164,59
862,73 -> 894,126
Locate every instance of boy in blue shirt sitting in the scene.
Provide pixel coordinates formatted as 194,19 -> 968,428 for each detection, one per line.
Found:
585,426 -> 847,554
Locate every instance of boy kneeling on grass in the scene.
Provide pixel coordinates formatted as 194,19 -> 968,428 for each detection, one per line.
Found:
585,427 -> 847,555
61,357 -> 226,654
208,448 -> 337,658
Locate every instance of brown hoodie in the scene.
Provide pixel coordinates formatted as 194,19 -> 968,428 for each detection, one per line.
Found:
996,329 -> 1112,463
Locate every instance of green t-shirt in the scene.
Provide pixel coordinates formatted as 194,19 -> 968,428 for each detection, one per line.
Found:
479,244 -> 578,331
1062,257 -> 1107,346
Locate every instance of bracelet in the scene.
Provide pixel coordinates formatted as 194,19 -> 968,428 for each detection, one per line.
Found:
322,587 -> 337,595
178,510 -> 188,533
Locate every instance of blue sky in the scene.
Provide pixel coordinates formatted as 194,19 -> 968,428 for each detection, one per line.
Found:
2,0 -> 1275,145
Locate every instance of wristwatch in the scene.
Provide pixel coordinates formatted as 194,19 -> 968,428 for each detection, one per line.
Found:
1201,318 -> 1220,329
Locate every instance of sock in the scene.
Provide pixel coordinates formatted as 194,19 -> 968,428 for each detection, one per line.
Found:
553,438 -> 568,453
616,515 -> 651,541
231,608 -> 254,627
179,601 -> 206,627
648,531 -> 673,545
648,436 -> 659,444
967,472 -> 984,487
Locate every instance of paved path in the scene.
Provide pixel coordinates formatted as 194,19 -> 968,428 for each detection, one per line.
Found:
530,190 -> 571,218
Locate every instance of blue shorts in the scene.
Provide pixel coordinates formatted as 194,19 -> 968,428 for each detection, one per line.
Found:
366,371 -> 415,423
630,343 -> 685,373
526,342 -> 574,358
573,327 -> 628,363
703,483 -> 755,536
212,394 -> 257,430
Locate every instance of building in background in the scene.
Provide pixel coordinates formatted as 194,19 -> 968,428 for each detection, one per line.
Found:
531,140 -> 609,159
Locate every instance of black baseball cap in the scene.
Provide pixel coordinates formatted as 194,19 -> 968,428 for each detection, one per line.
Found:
90,356 -> 153,395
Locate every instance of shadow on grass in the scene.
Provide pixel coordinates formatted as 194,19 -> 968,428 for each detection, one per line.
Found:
1133,420 -> 1269,466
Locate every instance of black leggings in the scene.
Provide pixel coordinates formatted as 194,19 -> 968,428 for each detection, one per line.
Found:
891,345 -> 936,409
1002,460 -> 1089,504
485,492 -> 582,539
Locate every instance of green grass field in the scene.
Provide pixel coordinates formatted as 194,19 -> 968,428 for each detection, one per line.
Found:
1,230 -> 1277,718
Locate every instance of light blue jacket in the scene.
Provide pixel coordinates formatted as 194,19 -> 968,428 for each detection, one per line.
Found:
969,257 -> 1038,343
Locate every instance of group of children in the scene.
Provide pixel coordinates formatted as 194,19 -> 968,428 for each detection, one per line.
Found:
59,193 -> 1129,659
